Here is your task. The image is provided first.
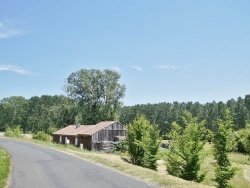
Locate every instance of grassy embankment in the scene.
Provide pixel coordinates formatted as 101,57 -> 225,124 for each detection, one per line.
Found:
0,134 -> 212,188
0,146 -> 11,188
2,134 -> 250,188
200,143 -> 250,188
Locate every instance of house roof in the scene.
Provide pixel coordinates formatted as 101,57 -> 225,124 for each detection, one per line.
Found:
78,121 -> 117,136
53,121 -> 119,136
53,125 -> 93,136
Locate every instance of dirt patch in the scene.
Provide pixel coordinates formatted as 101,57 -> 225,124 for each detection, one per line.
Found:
243,164 -> 250,182
23,134 -> 32,139
157,160 -> 167,174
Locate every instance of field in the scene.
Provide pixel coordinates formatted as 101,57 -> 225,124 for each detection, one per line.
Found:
159,141 -> 250,188
201,143 -> 250,188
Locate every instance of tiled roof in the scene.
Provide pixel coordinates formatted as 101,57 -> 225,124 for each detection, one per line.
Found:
53,125 -> 93,136
79,121 -> 117,136
53,121 -> 118,136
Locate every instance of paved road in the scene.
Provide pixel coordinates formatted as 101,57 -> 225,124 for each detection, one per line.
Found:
0,138 -> 157,188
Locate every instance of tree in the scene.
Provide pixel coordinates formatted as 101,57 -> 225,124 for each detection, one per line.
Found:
127,115 -> 161,170
234,97 -> 249,130
213,109 -> 237,188
0,96 -> 28,131
64,69 -> 126,124
166,111 -> 207,182
26,95 -> 76,134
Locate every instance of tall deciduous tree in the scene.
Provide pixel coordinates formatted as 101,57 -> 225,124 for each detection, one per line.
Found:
213,109 -> 236,188
64,69 -> 125,124
0,96 -> 28,131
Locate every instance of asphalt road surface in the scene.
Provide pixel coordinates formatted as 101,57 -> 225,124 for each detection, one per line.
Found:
0,138 -> 157,188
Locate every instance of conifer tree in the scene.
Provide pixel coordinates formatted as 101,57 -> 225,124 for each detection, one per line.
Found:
127,115 -> 161,170
166,111 -> 207,182
213,109 -> 237,188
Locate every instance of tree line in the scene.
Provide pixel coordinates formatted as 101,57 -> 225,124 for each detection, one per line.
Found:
0,69 -> 125,133
120,95 -> 250,137
1,93 -> 250,136
0,68 -> 250,137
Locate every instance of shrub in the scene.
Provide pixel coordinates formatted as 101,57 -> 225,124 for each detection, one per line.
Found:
32,131 -> 51,141
114,139 -> 128,153
4,126 -> 24,138
166,111 -> 207,182
127,115 -> 161,170
240,125 -> 250,159
234,129 -> 247,153
213,109 -> 237,188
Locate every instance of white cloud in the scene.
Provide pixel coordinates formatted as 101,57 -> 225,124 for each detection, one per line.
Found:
0,20 -> 23,39
0,65 -> 31,75
111,66 -> 121,72
158,65 -> 187,70
131,66 -> 143,71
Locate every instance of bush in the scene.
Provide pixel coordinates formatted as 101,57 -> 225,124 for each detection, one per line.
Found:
213,109 -> 237,188
166,111 -> 207,182
114,139 -> 128,153
4,126 -> 24,138
32,131 -> 51,141
239,125 -> 250,159
127,115 -> 161,170
234,129 -> 247,153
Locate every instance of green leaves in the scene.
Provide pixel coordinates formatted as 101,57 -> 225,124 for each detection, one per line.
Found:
64,69 -> 125,124
166,111 -> 207,182
127,115 -> 161,170
4,126 -> 24,138
213,109 -> 237,188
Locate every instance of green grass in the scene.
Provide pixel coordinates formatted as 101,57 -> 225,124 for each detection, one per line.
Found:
160,141 -> 250,187
200,143 -> 250,188
0,147 -> 11,188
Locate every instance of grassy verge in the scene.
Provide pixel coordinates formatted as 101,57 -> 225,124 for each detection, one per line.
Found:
200,143 -> 250,188
0,147 -> 11,188
1,136 -> 212,188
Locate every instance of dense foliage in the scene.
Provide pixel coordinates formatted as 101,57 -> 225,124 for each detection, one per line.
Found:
0,69 -> 126,134
166,111 -> 207,182
0,68 -> 249,145
213,109 -> 237,188
127,115 -> 161,170
1,94 -> 250,137
0,95 -> 76,134
4,126 -> 24,138
120,95 -> 250,136
114,139 -> 128,153
64,69 -> 126,125
234,125 -> 250,159
32,131 -> 51,141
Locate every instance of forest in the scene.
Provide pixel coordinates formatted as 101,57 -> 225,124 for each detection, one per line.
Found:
0,68 -> 250,138
1,93 -> 250,137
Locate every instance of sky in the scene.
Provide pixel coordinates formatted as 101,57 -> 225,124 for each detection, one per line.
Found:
1,1 -> 250,106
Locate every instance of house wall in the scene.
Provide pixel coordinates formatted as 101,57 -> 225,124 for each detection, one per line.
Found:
53,135 -> 76,145
79,135 -> 92,150
91,122 -> 126,150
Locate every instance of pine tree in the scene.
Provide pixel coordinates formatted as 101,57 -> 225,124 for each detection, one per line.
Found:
127,115 -> 161,170
213,109 -> 237,188
166,111 -> 207,182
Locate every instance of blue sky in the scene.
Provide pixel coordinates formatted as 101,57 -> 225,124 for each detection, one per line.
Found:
1,1 -> 250,106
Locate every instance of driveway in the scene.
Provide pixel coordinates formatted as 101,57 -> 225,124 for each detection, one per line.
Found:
0,138 -> 157,188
